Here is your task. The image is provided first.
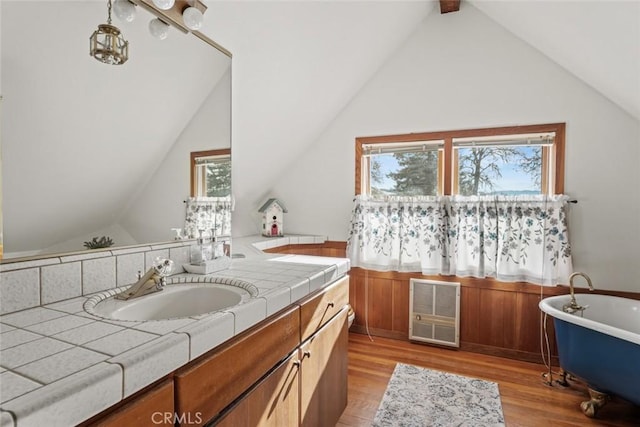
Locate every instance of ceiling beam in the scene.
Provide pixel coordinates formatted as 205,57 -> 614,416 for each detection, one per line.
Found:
439,0 -> 460,14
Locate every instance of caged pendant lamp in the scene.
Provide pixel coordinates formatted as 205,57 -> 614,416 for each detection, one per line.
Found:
90,0 -> 129,65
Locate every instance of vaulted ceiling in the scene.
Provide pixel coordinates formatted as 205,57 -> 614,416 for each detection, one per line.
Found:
2,0 -> 638,254
471,0 -> 639,121
203,0 -> 639,236
441,0 -> 638,120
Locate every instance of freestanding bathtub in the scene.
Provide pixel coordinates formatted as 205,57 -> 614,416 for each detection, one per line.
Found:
539,294 -> 640,417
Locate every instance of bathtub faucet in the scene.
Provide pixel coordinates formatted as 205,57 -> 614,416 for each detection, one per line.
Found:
563,272 -> 594,314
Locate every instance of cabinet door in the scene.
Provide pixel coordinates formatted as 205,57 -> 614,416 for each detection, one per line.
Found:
89,380 -> 174,427
214,353 -> 300,426
175,306 -> 300,424
300,309 -> 348,427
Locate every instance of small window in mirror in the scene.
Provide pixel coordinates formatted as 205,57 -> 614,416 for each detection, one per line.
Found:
191,149 -> 231,197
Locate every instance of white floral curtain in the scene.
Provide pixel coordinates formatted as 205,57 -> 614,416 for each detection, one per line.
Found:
184,196 -> 232,239
346,196 -> 449,274
347,194 -> 573,285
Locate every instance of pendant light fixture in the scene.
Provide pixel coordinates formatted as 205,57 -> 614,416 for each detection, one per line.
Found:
90,0 -> 129,65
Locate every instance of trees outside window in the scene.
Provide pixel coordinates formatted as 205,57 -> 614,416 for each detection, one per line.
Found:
357,123 -> 564,197
190,149 -> 231,197
456,146 -> 543,196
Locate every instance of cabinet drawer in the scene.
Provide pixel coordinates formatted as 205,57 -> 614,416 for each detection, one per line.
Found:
175,305 -> 300,425
213,352 -> 300,426
299,275 -> 349,342
89,380 -> 174,427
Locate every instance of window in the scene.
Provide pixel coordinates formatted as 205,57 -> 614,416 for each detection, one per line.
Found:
361,140 -> 444,196
191,149 -> 231,197
356,123 -> 565,196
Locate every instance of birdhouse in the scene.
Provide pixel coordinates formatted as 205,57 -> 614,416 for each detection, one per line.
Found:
259,198 -> 287,237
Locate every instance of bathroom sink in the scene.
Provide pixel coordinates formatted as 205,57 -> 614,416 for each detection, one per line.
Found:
86,283 -> 249,321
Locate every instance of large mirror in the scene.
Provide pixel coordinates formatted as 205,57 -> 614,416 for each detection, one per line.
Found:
0,0 -> 231,261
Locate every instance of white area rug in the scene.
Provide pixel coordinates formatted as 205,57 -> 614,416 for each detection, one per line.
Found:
373,363 -> 505,427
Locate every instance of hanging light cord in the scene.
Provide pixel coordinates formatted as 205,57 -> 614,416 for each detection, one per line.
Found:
107,0 -> 113,25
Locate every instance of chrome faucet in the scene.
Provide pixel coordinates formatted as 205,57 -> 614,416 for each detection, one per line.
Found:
115,258 -> 174,300
563,272 -> 594,314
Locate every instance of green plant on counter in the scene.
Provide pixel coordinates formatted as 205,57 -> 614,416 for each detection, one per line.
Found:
83,236 -> 114,249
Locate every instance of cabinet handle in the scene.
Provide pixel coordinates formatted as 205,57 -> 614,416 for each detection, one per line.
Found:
303,350 -> 311,359
328,302 -> 335,308
293,360 -> 301,367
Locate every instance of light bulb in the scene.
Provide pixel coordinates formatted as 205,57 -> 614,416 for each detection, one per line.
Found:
113,0 -> 136,23
149,18 -> 169,40
152,0 -> 175,10
182,6 -> 203,31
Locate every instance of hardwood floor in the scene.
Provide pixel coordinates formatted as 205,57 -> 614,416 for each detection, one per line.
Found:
338,332 -> 640,427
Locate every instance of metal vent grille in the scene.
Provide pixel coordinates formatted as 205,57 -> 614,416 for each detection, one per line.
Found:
409,279 -> 460,347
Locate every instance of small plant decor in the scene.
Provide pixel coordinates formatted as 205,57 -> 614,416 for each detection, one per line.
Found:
83,236 -> 114,250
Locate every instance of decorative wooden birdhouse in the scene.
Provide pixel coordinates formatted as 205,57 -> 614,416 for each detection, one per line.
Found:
259,198 -> 287,237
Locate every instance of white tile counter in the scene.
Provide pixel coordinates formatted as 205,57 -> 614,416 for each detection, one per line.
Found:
0,235 -> 349,427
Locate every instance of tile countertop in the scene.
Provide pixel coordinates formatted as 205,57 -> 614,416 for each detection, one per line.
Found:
0,235 -> 350,427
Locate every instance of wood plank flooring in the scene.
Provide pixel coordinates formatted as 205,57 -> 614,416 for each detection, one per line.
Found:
338,332 -> 640,427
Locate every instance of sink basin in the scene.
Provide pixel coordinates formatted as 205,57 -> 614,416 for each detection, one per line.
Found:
86,283 -> 249,321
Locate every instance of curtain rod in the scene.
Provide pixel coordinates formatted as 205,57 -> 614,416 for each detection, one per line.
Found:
185,198 -> 579,204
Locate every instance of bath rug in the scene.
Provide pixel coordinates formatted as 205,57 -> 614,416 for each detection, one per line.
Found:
372,363 -> 505,427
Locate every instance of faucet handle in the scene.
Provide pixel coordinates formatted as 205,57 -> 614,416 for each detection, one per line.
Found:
153,258 -> 174,277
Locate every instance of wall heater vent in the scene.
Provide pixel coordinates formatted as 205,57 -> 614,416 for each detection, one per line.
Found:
409,279 -> 461,348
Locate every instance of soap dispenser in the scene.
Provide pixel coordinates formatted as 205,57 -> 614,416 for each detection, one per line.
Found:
209,228 -> 222,258
203,229 -> 214,261
190,230 -> 208,265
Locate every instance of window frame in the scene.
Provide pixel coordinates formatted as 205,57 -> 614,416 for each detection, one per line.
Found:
190,148 -> 231,197
355,123 -> 565,196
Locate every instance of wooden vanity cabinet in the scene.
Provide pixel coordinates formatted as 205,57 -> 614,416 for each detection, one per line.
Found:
213,277 -> 350,427
299,308 -> 348,427
300,276 -> 349,342
213,352 -> 301,426
174,305 -> 300,425
84,275 -> 350,427
87,379 -> 174,427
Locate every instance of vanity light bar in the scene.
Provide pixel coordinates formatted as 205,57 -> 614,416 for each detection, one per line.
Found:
130,0 -> 207,34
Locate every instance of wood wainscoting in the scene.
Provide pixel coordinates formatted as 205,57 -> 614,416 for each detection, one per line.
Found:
348,268 -> 565,363
265,241 -> 639,364
264,240 -> 348,258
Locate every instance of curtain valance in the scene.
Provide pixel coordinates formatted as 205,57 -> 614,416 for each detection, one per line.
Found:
346,194 -> 573,285
184,196 -> 232,239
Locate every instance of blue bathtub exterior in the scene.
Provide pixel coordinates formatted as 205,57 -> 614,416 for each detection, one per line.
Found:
554,318 -> 640,405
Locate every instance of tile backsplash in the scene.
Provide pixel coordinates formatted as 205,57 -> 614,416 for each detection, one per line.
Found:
0,242 -> 192,315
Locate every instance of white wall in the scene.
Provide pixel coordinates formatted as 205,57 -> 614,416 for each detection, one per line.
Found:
119,69 -> 232,244
270,4 -> 640,292
472,1 -> 640,121
40,224 -> 137,255
210,1 -> 435,237
0,0 -> 3,254
1,66 -> 230,258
